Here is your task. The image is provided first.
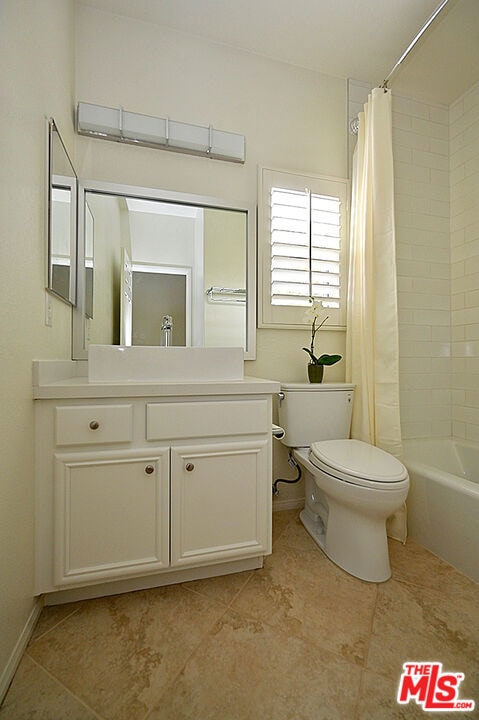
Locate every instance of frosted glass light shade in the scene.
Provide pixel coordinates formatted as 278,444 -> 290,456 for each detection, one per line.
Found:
77,103 -> 122,137
76,102 -> 245,163
123,111 -> 168,144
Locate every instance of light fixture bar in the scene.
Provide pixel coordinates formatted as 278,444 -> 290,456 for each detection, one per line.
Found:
76,102 -> 245,163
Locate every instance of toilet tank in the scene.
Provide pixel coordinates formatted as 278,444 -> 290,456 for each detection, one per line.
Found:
278,383 -> 355,447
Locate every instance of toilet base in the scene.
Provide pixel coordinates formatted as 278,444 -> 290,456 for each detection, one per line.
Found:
299,506 -> 326,550
300,500 -> 392,583
296,453 -> 399,583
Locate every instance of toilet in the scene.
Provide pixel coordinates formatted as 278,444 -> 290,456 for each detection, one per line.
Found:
278,383 -> 409,582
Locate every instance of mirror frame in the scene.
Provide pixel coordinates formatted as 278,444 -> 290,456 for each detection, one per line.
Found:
46,118 -> 77,305
73,180 -> 257,360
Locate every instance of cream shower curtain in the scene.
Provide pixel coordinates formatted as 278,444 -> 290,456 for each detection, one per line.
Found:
346,88 -> 406,540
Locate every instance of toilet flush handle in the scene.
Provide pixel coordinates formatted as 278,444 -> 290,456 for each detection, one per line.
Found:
277,392 -> 285,405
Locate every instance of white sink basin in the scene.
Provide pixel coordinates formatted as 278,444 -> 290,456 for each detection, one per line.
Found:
88,345 -> 244,383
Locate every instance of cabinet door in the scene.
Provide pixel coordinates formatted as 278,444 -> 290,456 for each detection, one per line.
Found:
170,440 -> 270,567
53,448 -> 169,587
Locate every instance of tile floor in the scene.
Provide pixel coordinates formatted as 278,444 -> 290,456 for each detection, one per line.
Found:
1,509 -> 478,720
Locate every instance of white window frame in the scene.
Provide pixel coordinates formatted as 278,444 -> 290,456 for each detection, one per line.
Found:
258,167 -> 349,329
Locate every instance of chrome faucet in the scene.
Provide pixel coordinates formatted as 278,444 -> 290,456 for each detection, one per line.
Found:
160,315 -> 173,347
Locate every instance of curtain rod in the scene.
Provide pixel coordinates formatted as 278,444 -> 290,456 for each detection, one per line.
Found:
380,0 -> 450,89
349,0 -> 450,134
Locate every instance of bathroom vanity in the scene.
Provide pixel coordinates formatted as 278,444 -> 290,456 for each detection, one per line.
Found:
33,352 -> 280,604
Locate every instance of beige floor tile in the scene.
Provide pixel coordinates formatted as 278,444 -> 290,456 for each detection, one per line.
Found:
29,601 -> 83,644
26,585 -> 227,720
359,669 -> 435,720
271,508 -> 299,546
181,569 -> 252,606
3,521 -> 478,720
230,539 -> 377,666
389,538 -> 479,598
367,577 -> 479,697
0,655 -> 98,720
147,609 -> 362,720
273,511 -> 321,554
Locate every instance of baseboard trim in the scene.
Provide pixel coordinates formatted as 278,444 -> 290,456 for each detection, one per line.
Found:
272,497 -> 304,512
0,596 -> 44,704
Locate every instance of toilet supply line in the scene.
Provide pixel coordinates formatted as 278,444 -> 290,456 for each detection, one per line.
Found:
272,452 -> 302,497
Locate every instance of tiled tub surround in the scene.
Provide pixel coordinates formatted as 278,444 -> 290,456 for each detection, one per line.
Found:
451,81 -> 479,442
1,510 -> 478,719
393,94 -> 452,440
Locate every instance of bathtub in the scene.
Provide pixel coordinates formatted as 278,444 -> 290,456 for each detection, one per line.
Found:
403,438 -> 479,583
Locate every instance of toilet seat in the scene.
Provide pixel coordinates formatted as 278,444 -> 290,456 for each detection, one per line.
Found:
309,438 -> 409,489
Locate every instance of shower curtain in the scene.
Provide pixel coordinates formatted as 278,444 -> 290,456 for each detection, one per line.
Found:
346,87 -> 406,541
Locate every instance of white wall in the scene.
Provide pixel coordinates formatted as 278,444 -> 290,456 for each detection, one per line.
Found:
74,6 -> 347,381
0,0 -> 75,694
450,81 -> 479,440
75,5 -> 349,508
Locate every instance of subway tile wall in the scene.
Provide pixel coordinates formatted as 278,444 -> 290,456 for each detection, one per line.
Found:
450,82 -> 479,441
392,94 -> 451,439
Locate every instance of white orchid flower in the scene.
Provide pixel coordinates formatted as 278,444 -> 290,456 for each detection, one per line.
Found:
302,296 -> 342,368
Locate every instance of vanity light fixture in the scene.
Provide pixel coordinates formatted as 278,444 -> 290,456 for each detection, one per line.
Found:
76,102 -> 245,163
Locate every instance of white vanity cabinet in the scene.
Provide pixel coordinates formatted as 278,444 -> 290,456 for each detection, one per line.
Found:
146,399 -> 270,568
34,369 -> 279,603
53,446 -> 170,587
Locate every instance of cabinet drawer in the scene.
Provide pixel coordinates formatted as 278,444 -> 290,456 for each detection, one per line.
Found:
56,405 -> 133,446
147,400 -> 268,440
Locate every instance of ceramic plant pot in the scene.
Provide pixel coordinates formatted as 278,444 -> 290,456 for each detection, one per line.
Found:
307,363 -> 324,383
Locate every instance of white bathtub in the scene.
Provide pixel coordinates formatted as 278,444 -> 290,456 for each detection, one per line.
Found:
403,438 -> 479,583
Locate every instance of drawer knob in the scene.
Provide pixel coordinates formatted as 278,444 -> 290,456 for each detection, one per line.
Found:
89,420 -> 100,430
185,463 -> 195,472
145,465 -> 155,475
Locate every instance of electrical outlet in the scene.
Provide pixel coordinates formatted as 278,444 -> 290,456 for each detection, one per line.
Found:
45,292 -> 53,327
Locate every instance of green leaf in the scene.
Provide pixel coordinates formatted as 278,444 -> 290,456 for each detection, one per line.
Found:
302,347 -> 318,363
317,354 -> 342,366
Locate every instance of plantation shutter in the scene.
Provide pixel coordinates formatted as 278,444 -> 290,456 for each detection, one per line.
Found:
258,167 -> 348,329
270,187 -> 341,308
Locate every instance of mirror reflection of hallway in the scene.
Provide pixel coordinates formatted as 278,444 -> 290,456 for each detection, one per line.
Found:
132,271 -> 187,346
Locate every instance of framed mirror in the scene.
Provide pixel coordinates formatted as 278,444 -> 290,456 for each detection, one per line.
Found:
46,118 -> 77,305
73,181 -> 256,360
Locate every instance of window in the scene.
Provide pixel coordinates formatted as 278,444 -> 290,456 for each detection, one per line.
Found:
258,168 -> 348,329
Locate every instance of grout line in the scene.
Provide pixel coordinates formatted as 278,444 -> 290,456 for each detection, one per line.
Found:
353,668 -> 366,720
24,654 -> 106,720
141,596 -> 232,720
179,570 -> 254,608
352,579 -> 380,719
28,603 -> 84,645
362,580 -> 379,672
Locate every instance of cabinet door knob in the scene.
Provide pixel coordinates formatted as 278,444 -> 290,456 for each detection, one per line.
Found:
185,463 -> 195,472
145,465 -> 155,475
89,420 -> 100,430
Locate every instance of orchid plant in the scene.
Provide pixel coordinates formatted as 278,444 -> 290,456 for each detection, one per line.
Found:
302,298 -> 342,367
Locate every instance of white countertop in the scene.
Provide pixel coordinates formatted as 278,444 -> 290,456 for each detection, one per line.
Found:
33,361 -> 281,399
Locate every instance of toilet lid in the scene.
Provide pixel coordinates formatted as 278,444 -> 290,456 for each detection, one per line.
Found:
310,439 -> 408,487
